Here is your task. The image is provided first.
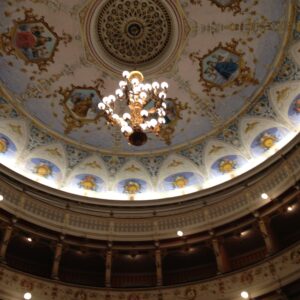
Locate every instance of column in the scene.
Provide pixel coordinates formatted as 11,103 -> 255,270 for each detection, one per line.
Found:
0,225 -> 13,261
257,216 -> 278,255
105,246 -> 112,288
51,242 -> 63,279
211,236 -> 231,273
155,246 -> 163,286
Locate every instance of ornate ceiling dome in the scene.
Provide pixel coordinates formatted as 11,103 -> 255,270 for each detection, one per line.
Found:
96,0 -> 172,65
0,0 -> 299,201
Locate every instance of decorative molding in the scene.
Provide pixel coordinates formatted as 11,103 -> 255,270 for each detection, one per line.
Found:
0,242 -> 300,299
0,136 -> 299,241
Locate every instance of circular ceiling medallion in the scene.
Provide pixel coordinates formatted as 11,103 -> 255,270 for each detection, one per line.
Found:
97,0 -> 172,65
84,0 -> 188,76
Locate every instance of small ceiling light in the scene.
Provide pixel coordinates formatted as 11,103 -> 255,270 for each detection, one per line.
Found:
287,206 -> 294,212
24,292 -> 32,300
177,230 -> 183,237
26,237 -> 32,242
240,230 -> 248,237
261,193 -> 269,200
0,195 -> 3,201
241,291 -> 249,299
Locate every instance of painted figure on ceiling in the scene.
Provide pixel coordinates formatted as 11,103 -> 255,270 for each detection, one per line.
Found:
70,92 -> 96,118
206,53 -> 239,81
164,99 -> 177,124
14,24 -> 52,60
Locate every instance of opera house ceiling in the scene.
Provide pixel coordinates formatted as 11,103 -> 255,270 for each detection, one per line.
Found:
0,0 -> 299,202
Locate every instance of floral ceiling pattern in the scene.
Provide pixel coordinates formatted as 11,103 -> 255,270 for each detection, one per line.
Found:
0,0 -> 299,201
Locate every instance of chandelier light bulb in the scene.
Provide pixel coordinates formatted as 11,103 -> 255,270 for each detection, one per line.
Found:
141,110 -> 149,117
122,70 -> 130,78
162,102 -> 167,109
159,91 -> 167,99
144,83 -> 152,91
119,81 -> 127,88
115,89 -> 123,97
109,95 -> 116,102
158,117 -> 166,124
123,113 -> 131,120
125,126 -> 133,134
241,291 -> 249,299
120,119 -> 128,126
131,78 -> 139,86
140,92 -> 147,100
140,123 -> 147,130
152,82 -> 159,89
24,292 -> 32,300
150,119 -> 158,127
133,86 -> 141,94
98,103 -> 105,110
161,82 -> 169,89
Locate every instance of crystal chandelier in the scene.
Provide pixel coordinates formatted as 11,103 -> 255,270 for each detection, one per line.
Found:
98,70 -> 169,146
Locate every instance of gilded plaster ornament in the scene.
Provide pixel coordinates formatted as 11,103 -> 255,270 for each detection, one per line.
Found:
208,145 -> 224,155
276,87 -> 291,104
0,138 -> 8,153
34,162 -> 52,177
245,122 -> 259,134
45,147 -> 62,157
185,288 -> 197,300
124,181 -> 141,195
8,124 -> 22,136
172,176 -> 188,189
84,161 -> 102,169
260,133 -> 277,150
295,99 -> 300,113
168,160 -> 184,168
125,165 -> 141,173
218,158 -> 236,173
79,175 -> 97,191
